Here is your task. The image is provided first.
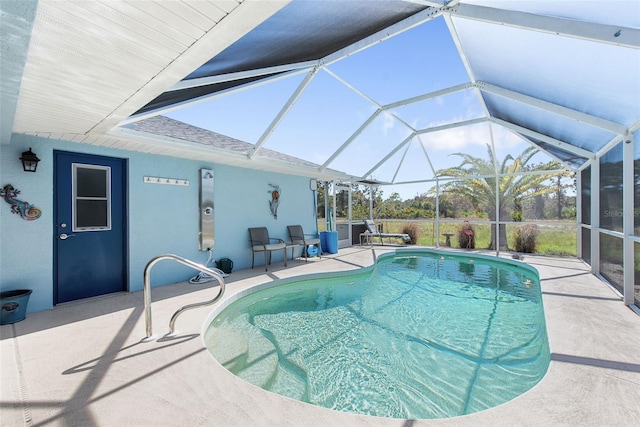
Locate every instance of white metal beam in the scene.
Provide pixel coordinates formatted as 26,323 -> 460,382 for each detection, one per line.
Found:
488,122 -> 500,256
446,3 -> 640,49
322,6 -> 444,67
391,142 -> 413,183
166,60 -> 317,92
323,67 -> 379,107
95,0 -> 292,133
320,109 -> 382,171
491,117 -> 595,160
415,117 -> 487,135
392,168 -> 570,185
363,133 -> 416,179
499,124 -> 566,166
477,82 -> 628,136
119,68 -> 308,126
442,14 -> 492,119
596,134 -> 626,159
494,114 -> 583,169
383,83 -> 471,110
578,158 -> 595,172
249,66 -> 320,158
622,134 -> 634,305
442,15 -> 476,82
324,68 -> 416,133
590,159 -> 600,275
576,171 -> 582,260
435,177 -> 440,247
417,134 -> 437,176
402,0 -> 447,7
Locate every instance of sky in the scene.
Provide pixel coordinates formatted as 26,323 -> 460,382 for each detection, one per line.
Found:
166,14 -> 563,200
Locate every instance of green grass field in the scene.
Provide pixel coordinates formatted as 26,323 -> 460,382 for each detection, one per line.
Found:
381,220 -> 578,256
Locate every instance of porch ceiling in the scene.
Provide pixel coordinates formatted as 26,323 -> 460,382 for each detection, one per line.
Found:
3,0 -> 640,184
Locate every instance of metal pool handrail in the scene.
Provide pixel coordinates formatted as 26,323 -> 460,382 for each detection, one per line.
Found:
142,254 -> 226,342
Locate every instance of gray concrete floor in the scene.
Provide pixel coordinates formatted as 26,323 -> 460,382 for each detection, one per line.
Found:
1,246 -> 639,426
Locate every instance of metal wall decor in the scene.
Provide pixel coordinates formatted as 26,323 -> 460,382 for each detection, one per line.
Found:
268,184 -> 281,219
1,184 -> 42,220
143,176 -> 189,186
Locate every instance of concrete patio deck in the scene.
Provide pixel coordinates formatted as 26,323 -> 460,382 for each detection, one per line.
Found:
1,246 -> 639,426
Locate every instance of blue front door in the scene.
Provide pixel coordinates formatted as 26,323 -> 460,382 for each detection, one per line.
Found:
54,151 -> 127,304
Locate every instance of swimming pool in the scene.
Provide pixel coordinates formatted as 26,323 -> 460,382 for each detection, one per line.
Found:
204,249 -> 550,419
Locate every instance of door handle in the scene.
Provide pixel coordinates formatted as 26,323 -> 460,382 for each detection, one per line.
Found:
59,233 -> 76,240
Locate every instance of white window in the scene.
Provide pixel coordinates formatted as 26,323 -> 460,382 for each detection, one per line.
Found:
72,164 -> 111,231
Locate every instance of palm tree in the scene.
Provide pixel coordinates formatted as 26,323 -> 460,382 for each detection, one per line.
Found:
436,144 -> 561,250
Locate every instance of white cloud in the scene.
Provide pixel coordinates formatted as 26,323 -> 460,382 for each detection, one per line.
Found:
491,124 -> 527,150
420,122 -> 489,151
419,122 -> 525,153
381,111 -> 395,136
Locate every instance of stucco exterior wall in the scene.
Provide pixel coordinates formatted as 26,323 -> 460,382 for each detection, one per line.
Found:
1,134 -> 316,313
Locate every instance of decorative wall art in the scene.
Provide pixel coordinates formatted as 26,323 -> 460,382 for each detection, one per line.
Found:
268,184 -> 281,219
1,184 -> 42,220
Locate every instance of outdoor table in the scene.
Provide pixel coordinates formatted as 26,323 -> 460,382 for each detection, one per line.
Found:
360,232 -> 373,246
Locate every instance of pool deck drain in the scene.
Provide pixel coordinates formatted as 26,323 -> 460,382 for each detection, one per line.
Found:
1,247 -> 639,426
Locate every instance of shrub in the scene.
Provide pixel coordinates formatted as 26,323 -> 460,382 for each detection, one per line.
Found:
402,222 -> 419,245
515,224 -> 539,253
457,223 -> 475,249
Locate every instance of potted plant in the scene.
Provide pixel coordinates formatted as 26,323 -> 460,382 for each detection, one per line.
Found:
1,289 -> 32,324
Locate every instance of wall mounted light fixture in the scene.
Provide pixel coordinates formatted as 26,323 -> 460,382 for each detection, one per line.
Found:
20,148 -> 40,172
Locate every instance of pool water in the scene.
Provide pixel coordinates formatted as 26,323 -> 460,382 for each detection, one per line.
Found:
204,251 -> 550,419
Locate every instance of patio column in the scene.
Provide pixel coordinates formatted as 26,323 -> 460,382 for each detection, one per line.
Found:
495,176 -> 500,257
576,170 -> 582,259
590,158 -> 600,275
369,185 -> 374,220
435,179 -> 440,248
622,133 -> 634,305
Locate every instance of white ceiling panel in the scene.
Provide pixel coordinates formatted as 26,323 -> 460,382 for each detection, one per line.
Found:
452,16 -> 640,127
11,0 -> 288,136
463,0 -> 640,30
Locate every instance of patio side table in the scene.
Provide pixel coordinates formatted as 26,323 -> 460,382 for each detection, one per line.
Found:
360,232 -> 373,246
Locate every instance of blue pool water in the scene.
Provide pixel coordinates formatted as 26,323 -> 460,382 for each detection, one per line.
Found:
204,250 -> 550,419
